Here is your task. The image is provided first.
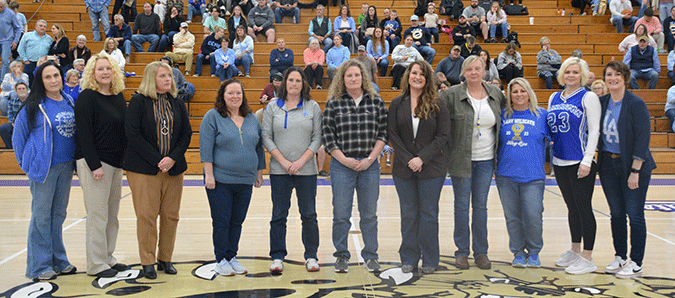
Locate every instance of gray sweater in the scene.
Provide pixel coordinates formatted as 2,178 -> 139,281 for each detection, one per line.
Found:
199,110 -> 265,185
248,5 -> 275,29
262,98 -> 322,175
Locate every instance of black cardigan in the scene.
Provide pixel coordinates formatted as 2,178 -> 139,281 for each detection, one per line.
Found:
123,93 -> 192,176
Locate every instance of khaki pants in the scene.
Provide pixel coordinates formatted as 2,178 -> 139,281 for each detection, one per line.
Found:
127,171 -> 184,265
76,159 -> 123,275
165,51 -> 194,74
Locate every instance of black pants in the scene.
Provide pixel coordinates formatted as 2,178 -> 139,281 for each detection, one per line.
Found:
391,64 -> 407,88
304,65 -> 323,88
498,64 -> 522,83
553,163 -> 597,251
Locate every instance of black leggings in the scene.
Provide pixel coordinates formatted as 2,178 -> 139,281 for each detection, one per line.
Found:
304,65 -> 324,88
498,65 -> 523,83
554,163 -> 597,251
391,64 -> 407,88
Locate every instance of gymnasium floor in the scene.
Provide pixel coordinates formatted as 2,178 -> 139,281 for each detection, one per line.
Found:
1,174 -> 674,297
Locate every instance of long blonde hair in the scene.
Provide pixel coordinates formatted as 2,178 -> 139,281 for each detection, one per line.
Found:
400,60 -> 439,120
137,61 -> 178,99
327,59 -> 377,100
80,53 -> 126,95
505,77 -> 540,118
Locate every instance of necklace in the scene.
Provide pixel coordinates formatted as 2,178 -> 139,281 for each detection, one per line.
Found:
475,98 -> 483,139
161,119 -> 169,136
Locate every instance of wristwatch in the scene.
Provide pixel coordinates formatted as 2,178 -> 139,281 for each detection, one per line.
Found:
630,168 -> 640,173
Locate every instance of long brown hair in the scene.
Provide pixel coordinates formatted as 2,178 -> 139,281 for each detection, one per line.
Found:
372,27 -> 385,48
215,79 -> 251,117
400,60 -> 439,120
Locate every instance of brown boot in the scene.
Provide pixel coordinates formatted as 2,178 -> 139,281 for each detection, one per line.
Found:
455,256 -> 470,269
475,255 -> 491,269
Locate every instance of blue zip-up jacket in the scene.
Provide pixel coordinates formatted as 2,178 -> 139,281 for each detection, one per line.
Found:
12,91 -> 75,183
106,22 -> 132,42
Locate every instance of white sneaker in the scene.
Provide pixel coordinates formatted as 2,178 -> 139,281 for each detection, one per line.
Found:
556,250 -> 580,267
229,257 -> 248,274
616,261 -> 642,279
565,257 -> 597,274
270,259 -> 283,272
215,259 -> 235,276
305,258 -> 320,272
604,256 -> 627,274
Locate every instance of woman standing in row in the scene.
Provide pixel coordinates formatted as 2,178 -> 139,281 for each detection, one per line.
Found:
388,60 -> 450,274
263,67 -> 322,273
75,53 -> 128,277
548,57 -> 601,275
124,61 -> 192,279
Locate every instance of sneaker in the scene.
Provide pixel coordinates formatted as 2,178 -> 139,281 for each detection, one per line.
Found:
565,257 -> 597,274
186,20 -> 192,23
185,71 -> 190,75
229,257 -> 248,274
420,266 -> 435,274
334,256 -> 349,273
36,270 -> 57,281
364,259 -> 381,272
401,264 -> 413,273
616,260 -> 642,279
556,250 -> 580,267
318,170 -> 329,177
193,74 -> 200,77
391,86 -> 398,90
211,74 -> 216,77
305,258 -> 320,272
245,74 -> 251,78
270,259 -> 283,272
215,258 -> 235,276
238,73 -> 245,77
512,255 -> 527,268
59,265 -> 77,275
125,56 -> 130,63
527,255 -> 541,268
316,85 -> 322,90
604,256 -> 627,274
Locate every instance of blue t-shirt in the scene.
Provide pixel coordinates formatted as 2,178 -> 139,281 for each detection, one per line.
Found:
44,97 -> 76,166
497,107 -> 550,183
547,88 -> 589,161
602,99 -> 622,154
384,20 -> 399,36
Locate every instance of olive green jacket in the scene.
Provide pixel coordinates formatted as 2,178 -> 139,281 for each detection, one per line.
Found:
440,81 -> 506,178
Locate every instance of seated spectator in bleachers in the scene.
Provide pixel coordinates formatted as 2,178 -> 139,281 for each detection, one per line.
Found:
367,27 -> 389,77
390,34 -> 423,90
379,8 -> 391,28
308,5 -> 333,53
72,58 -> 86,76
435,45 -> 464,85
228,6 -> 255,41
635,8 -> 665,53
203,6 -> 228,38
1,61 -> 28,115
624,35 -> 660,89
121,0 -> 137,25
194,25 -> 224,77
440,0 -> 463,20
102,37 -> 126,71
165,22 -> 195,75
334,5 -> 356,51
187,0 -> 206,22
167,0 -> 183,18
452,15 -> 475,45
63,69 -> 80,102
69,35 -> 92,66
260,72 -> 282,103
154,0 -> 182,23
537,36 -> 562,89
303,37 -> 325,89
584,71 -> 595,90
610,0 -> 638,33
486,1 -> 508,43
668,48 -> 675,85
480,49 -> 499,82
404,15 -> 436,64
159,6 -> 184,52
213,38 -> 239,81
131,2 -> 161,52
496,41 -> 523,82
107,14 -> 132,61
233,25 -> 254,77
619,23 -> 658,54
0,81 -> 28,148
664,6 -> 675,52
355,45 -> 380,92
248,0 -> 276,43
382,9 -> 402,51
462,0 -> 488,39
273,0 -> 300,24
590,79 -> 607,98
18,20 -> 52,84
423,3 -> 440,43
357,3 -> 367,27
160,56 -> 195,101
460,36 -> 482,58
326,34 -> 350,80
666,84 -> 675,132
435,71 -> 448,86
84,0 -> 111,41
360,5 -> 379,43
269,38 -> 294,79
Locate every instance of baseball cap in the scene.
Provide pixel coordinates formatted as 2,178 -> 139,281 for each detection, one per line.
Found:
410,15 -> 419,21
272,72 -> 283,81
180,22 -> 189,28
358,45 -> 366,51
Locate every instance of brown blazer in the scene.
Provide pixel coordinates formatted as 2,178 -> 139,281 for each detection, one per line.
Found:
387,94 -> 451,179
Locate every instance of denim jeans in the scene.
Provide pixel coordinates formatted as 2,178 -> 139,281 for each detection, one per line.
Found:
118,39 -> 133,55
611,15 -> 637,33
0,41 -> 12,79
216,64 -> 239,81
187,5 -> 206,21
206,182 -> 253,262
26,161 -> 75,279
668,70 -> 675,86
394,175 -> 444,268
450,159 -> 494,257
89,9 -> 111,41
158,31 -> 178,52
413,44 -> 436,64
23,62 -> 36,86
660,3 -> 674,23
539,71 -> 557,89
388,35 -> 401,51
269,175 -> 319,260
131,34 -> 160,52
235,54 -> 253,75
195,53 -> 218,76
489,22 -> 508,38
0,122 -> 12,148
630,69 -> 659,89
666,108 -> 675,132
599,156 -> 651,265
376,58 -> 389,77
330,158 -> 380,260
495,176 -> 545,257
0,95 -> 7,116
275,7 -> 300,23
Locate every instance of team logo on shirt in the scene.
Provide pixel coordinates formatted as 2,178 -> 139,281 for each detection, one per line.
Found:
54,111 -> 76,138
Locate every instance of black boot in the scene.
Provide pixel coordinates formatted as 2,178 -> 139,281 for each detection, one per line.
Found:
157,260 -> 177,274
142,264 -> 157,279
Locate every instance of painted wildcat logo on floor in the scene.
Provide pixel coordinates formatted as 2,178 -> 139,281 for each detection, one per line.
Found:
2,255 -> 674,297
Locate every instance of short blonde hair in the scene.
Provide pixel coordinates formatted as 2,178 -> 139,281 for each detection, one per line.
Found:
80,53 -> 126,95
556,57 -> 590,87
65,69 -> 80,83
590,79 -> 608,95
137,61 -> 178,99
103,37 -> 117,53
460,55 -> 485,77
505,77 -> 540,118
539,36 -> 550,47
